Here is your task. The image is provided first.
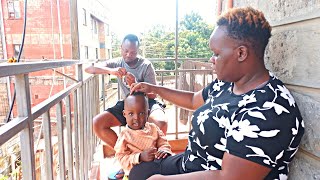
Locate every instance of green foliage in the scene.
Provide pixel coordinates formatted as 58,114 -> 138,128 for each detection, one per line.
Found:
142,12 -> 214,70
110,12 -> 214,71
111,32 -> 121,58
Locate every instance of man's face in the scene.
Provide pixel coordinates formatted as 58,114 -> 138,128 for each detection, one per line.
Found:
121,39 -> 139,63
209,26 -> 240,82
123,95 -> 149,130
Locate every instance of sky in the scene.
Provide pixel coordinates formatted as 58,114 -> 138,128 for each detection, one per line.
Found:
106,0 -> 217,38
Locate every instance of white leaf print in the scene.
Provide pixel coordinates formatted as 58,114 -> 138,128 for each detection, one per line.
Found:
301,120 -> 305,128
246,146 -> 266,156
200,123 -> 205,134
263,101 -> 274,108
258,130 -> 280,137
263,159 -> 270,165
279,174 -> 288,180
291,118 -> 299,135
273,103 -> 290,115
248,111 -> 266,120
201,163 -> 209,170
276,150 -> 284,161
278,166 -> 285,170
263,102 -> 289,115
189,154 -> 197,161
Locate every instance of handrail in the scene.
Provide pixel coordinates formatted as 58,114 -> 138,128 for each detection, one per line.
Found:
0,60 -> 98,180
0,60 -> 79,78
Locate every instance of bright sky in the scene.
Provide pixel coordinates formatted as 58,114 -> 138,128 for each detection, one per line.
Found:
107,0 -> 217,38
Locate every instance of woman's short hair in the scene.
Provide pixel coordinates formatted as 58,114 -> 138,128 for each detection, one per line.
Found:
217,7 -> 272,57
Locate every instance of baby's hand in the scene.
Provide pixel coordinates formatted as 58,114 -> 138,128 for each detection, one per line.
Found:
140,148 -> 156,162
155,149 -> 170,159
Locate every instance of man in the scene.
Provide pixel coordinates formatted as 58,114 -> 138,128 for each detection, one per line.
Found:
85,34 -> 168,156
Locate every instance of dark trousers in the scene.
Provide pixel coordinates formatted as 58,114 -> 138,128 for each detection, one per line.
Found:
129,153 -> 185,180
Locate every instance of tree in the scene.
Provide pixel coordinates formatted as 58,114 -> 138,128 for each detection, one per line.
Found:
142,12 -> 214,70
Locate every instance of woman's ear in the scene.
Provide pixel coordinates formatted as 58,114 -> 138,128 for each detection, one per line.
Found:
237,45 -> 248,62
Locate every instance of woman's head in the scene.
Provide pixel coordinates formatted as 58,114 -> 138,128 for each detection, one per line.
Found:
209,7 -> 271,82
123,92 -> 149,130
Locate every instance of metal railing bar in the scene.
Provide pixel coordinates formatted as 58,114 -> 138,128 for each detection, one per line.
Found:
31,82 -> 82,119
73,90 -> 80,180
0,60 -> 79,78
65,95 -> 74,180
43,111 -> 54,180
0,117 -> 28,146
56,101 -> 66,180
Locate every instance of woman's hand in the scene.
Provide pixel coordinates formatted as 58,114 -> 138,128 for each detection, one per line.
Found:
155,150 -> 169,159
130,82 -> 154,94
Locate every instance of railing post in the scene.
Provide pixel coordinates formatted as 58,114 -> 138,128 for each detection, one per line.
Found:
43,111 -> 54,180
77,63 -> 85,180
65,95 -> 74,179
15,74 -> 36,180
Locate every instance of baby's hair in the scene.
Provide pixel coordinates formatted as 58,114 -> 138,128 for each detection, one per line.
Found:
217,7 -> 271,58
125,91 -> 149,109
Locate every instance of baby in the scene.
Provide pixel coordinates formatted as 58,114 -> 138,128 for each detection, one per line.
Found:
114,91 -> 172,177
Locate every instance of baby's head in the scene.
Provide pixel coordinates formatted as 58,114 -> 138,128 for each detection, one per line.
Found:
123,92 -> 149,130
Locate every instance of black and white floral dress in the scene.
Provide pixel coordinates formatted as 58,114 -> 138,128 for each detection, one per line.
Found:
182,72 -> 304,180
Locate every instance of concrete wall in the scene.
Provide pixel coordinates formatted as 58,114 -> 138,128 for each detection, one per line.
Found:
220,0 -> 320,179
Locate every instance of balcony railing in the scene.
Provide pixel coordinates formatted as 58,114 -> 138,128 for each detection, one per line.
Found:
0,58 -> 213,179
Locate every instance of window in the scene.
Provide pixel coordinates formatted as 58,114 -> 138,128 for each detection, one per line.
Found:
13,44 -> 21,57
96,48 -> 98,59
91,16 -> 98,35
82,9 -> 87,25
8,1 -> 21,19
84,46 -> 88,59
105,24 -> 109,36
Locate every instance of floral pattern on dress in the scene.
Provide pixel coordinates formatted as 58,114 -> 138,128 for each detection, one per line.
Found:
182,72 -> 304,180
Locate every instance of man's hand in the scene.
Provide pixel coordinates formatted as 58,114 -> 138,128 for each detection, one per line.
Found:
155,150 -> 170,159
110,67 -> 127,77
125,72 -> 137,86
140,148 -> 157,162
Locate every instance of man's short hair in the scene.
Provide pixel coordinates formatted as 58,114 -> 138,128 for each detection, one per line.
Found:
122,34 -> 140,46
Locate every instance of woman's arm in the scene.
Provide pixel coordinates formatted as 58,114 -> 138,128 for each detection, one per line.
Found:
148,152 -> 271,180
131,82 -> 204,111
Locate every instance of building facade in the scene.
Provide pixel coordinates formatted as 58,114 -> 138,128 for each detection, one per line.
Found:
0,0 -> 112,120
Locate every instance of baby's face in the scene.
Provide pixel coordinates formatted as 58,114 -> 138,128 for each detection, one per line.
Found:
123,95 -> 148,130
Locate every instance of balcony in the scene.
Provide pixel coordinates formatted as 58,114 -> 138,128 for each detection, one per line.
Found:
0,59 -> 213,179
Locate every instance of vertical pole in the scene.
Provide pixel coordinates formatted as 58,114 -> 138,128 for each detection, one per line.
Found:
70,0 -> 80,60
77,63 -> 85,180
16,74 -> 36,180
174,0 -> 179,139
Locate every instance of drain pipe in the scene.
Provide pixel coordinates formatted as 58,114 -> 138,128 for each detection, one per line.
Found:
0,0 -> 12,119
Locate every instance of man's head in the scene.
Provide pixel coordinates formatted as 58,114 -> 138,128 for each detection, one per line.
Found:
121,34 -> 140,64
209,7 -> 271,82
123,91 -> 149,130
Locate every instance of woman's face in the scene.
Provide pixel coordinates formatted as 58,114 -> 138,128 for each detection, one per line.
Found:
209,26 -> 240,82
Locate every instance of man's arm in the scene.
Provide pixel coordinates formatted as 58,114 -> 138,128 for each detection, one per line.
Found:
148,152 -> 271,180
85,62 -> 126,77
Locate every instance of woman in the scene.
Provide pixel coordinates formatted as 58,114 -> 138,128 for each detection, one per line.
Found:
129,7 -> 304,180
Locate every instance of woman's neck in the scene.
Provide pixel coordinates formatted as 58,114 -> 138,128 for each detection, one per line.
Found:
233,68 -> 269,95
